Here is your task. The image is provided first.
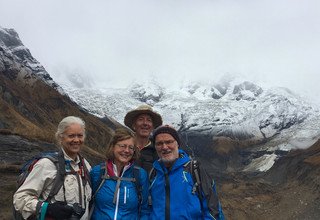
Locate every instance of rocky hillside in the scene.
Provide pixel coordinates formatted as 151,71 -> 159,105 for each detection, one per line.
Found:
220,139 -> 320,220
0,27 -> 117,154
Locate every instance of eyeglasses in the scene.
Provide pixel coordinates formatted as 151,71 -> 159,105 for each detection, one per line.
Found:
115,144 -> 135,151
155,139 -> 176,147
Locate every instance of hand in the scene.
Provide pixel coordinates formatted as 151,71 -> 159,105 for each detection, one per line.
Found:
46,201 -> 74,219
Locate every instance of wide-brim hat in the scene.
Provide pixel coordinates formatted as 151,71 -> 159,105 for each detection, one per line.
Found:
124,104 -> 163,130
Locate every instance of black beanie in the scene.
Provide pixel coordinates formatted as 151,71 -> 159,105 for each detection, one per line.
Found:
152,125 -> 181,147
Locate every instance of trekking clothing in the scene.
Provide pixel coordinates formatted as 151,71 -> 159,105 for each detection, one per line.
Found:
13,148 -> 92,220
149,149 -> 224,220
136,141 -> 158,174
90,160 -> 150,220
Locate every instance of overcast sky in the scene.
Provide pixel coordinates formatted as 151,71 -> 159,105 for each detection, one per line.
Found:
1,0 -> 319,103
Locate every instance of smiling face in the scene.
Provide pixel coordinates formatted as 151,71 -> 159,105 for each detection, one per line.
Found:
155,133 -> 179,167
113,137 -> 135,167
132,114 -> 154,138
60,123 -> 85,160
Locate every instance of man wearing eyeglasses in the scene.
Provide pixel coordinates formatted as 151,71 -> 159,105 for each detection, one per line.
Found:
124,104 -> 163,173
149,125 -> 225,220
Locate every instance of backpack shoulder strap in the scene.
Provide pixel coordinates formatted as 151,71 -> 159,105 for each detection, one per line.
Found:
148,166 -> 158,206
89,162 -> 108,218
133,165 -> 143,215
188,159 -> 224,219
78,154 -> 91,187
183,159 -> 202,193
133,166 -> 142,204
92,162 -> 108,199
88,162 -> 108,220
183,159 -> 205,214
148,166 -> 157,182
200,164 -> 224,219
46,151 -> 65,202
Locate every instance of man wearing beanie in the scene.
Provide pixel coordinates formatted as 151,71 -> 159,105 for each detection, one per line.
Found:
124,104 -> 162,173
149,125 -> 225,220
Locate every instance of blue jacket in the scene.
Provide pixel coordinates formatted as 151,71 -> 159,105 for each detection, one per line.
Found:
149,149 -> 224,220
90,162 -> 150,220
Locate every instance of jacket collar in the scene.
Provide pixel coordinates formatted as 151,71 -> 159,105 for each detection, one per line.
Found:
61,148 -> 80,164
154,149 -> 190,173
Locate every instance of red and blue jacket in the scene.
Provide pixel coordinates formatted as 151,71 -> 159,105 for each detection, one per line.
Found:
90,161 -> 150,220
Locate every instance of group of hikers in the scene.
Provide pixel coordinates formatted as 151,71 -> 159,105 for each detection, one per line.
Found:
13,104 -> 225,220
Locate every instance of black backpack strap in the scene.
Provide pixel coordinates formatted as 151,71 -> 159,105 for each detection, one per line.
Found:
187,159 -> 222,219
191,160 -> 203,199
196,164 -> 222,219
148,167 -> 156,182
133,165 -> 142,215
46,151 -> 65,202
89,162 -> 108,220
183,159 -> 205,217
78,154 -> 91,187
148,167 -> 156,206
92,162 -> 108,199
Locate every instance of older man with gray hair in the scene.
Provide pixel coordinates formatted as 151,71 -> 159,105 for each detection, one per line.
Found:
149,125 -> 225,220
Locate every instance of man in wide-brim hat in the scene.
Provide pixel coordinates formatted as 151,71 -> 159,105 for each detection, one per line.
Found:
124,104 -> 162,173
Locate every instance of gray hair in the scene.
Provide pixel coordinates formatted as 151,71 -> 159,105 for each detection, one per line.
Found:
55,116 -> 86,145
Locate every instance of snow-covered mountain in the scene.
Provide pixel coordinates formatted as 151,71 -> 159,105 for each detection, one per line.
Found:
56,76 -> 320,173
60,77 -> 320,142
0,27 -> 63,93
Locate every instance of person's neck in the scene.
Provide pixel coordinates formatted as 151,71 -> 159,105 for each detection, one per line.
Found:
164,162 -> 173,170
113,160 -> 128,176
163,158 -> 178,170
62,148 -> 78,161
136,137 -> 150,150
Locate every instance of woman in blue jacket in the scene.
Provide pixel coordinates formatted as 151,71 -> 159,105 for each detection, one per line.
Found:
90,128 -> 150,220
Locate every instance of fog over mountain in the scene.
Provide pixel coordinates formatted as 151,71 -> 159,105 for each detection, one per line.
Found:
1,0 -> 319,106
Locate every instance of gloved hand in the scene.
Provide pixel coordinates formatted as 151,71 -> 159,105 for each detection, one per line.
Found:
46,201 -> 74,219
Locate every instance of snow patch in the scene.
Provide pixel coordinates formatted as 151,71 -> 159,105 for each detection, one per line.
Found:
244,153 -> 278,172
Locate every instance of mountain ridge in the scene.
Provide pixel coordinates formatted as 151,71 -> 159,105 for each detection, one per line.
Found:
61,77 -> 319,138
60,76 -> 320,168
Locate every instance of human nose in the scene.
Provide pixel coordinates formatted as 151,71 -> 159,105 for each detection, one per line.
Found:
72,136 -> 80,142
124,148 -> 134,154
71,135 -> 84,142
